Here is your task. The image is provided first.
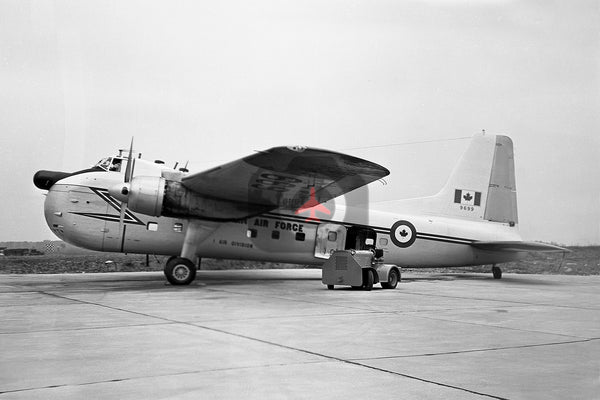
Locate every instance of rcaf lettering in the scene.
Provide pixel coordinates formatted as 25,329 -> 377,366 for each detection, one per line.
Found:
274,221 -> 304,232
253,218 -> 269,227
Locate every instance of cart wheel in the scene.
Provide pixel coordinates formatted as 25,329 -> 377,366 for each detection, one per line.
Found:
327,285 -> 334,290
492,266 -> 502,279
381,268 -> 399,289
363,269 -> 374,291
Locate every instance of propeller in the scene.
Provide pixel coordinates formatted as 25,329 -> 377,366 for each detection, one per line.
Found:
118,138 -> 135,230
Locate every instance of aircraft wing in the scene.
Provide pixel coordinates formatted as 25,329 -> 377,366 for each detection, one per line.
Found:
471,241 -> 570,252
179,146 -> 389,219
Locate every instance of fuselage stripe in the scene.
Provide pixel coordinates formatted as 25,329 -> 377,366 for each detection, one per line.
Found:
415,234 -> 473,245
261,213 -> 474,246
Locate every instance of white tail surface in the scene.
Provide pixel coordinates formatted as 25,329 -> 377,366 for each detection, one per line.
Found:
385,133 -> 518,224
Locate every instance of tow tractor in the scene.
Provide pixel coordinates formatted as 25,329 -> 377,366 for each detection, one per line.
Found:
321,249 -> 401,290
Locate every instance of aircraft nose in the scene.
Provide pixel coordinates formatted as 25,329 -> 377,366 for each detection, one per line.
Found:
33,170 -> 71,190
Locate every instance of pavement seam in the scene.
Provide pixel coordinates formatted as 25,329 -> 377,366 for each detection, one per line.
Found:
19,280 -> 597,400
38,290 -> 508,399
403,311 -> 593,340
0,322 -> 175,335
194,324 -> 510,400
163,286 -> 595,342
0,360 -> 327,395
204,286 -> 386,313
350,337 -> 600,360
397,290 -> 600,311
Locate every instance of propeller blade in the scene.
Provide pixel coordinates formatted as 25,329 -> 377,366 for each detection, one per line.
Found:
120,137 -> 134,233
124,137 -> 134,183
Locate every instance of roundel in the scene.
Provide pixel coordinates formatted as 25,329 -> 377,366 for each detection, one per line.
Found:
390,220 -> 417,248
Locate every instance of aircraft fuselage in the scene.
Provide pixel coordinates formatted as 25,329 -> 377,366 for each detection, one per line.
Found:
43,170 -> 525,268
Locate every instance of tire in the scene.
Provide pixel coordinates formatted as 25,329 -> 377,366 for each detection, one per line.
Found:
327,285 -> 334,290
363,269 -> 374,291
164,257 -> 196,285
492,266 -> 502,280
381,268 -> 399,289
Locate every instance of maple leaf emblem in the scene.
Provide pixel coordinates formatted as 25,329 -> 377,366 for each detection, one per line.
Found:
463,192 -> 473,202
399,229 -> 408,237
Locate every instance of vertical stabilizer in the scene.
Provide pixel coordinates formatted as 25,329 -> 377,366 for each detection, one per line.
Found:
433,133 -> 518,223
392,133 -> 518,224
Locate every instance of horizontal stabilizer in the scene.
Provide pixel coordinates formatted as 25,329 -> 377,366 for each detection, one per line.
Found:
471,241 -> 570,253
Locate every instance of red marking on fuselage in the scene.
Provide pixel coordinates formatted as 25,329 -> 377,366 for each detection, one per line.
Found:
295,187 -> 331,222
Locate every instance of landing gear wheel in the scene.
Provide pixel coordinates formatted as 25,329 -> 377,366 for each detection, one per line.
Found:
492,266 -> 502,279
327,285 -> 334,290
381,268 -> 399,289
363,269 -> 374,291
164,257 -> 196,285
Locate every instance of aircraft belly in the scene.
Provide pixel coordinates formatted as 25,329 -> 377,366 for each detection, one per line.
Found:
384,237 -> 524,267
120,221 -> 184,255
383,240 -> 472,267
195,220 -> 320,265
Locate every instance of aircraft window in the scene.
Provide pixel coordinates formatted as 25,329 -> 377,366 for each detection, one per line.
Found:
94,157 -> 112,171
173,223 -> 183,232
295,232 -> 305,241
109,158 -> 123,172
365,238 -> 374,246
271,230 -> 280,240
147,222 -> 158,232
327,232 -> 337,242
379,238 -> 389,246
247,229 -> 257,238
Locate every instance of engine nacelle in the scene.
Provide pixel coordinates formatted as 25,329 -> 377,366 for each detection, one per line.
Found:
127,176 -> 166,217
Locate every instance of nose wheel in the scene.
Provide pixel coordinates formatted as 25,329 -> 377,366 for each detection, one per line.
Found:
164,257 -> 196,285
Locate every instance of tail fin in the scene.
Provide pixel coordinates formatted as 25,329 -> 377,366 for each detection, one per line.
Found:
392,133 -> 518,224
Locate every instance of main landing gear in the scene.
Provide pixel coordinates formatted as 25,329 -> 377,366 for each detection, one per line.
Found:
492,265 -> 502,279
163,220 -> 215,286
164,257 -> 197,285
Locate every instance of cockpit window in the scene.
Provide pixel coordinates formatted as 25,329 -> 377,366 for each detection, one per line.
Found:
109,158 -> 122,172
94,157 -> 123,172
95,157 -> 112,171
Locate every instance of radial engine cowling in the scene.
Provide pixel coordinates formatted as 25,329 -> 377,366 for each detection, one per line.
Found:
126,176 -> 166,217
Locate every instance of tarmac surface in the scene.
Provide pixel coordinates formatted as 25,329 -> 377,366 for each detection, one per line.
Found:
0,269 -> 598,399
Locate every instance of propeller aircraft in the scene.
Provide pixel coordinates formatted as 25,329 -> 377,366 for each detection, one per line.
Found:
33,133 -> 566,286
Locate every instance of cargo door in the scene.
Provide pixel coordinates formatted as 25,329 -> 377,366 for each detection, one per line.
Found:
314,223 -> 347,259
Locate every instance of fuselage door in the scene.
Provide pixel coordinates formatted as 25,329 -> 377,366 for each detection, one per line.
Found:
314,223 -> 347,259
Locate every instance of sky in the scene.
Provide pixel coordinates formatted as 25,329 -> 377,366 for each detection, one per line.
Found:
1,0 -> 598,245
